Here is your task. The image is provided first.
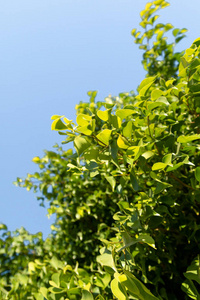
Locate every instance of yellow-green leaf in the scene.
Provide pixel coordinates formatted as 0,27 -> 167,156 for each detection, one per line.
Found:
96,129 -> 112,146
111,278 -> 128,300
151,88 -> 163,100
116,109 -> 136,119
123,121 -> 132,138
117,135 -> 129,149
77,125 -> 92,136
152,162 -> 167,171
97,110 -> 109,121
51,117 -> 68,131
105,176 -> 116,192
177,135 -> 200,143
76,114 -> 92,126
138,76 -> 156,96
39,287 -> 48,299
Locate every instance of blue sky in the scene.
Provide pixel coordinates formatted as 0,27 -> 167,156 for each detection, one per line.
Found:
1,0 -> 200,238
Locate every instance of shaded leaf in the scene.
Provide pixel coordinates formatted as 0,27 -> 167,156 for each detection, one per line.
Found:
74,136 -> 91,156
195,167 -> 200,182
81,290 -> 94,300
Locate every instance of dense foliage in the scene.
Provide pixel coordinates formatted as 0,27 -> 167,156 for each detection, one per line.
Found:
1,1 -> 200,299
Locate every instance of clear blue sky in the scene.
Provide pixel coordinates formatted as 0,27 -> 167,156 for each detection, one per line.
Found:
1,0 -> 200,238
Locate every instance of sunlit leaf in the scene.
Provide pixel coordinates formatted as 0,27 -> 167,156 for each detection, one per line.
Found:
116,109 -> 136,119
97,110 -> 109,121
111,278 -> 128,300
177,134 -> 200,143
152,162 -> 167,171
138,76 -> 156,96
117,135 -> 129,149
96,129 -> 112,146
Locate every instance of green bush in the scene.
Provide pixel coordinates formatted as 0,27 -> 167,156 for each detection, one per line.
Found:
1,1 -> 200,299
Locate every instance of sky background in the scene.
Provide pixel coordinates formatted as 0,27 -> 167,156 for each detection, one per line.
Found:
1,0 -> 200,239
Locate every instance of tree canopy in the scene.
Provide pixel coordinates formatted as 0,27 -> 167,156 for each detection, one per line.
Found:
1,1 -> 200,299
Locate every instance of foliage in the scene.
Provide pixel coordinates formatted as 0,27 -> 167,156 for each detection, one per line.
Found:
1,1 -> 200,299
132,0 -> 187,79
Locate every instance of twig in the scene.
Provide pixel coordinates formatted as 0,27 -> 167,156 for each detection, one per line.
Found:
169,173 -> 195,191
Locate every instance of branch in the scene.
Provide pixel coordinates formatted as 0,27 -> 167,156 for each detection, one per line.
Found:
169,173 -> 196,191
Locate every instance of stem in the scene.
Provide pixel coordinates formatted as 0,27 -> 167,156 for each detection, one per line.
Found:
169,173 -> 195,191
147,116 -> 153,140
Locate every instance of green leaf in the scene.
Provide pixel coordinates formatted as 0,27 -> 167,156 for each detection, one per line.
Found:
34,293 -> 44,300
97,251 -> 116,271
151,88 -> 163,100
152,162 -> 167,171
111,278 -> 128,300
116,109 -> 136,119
117,232 -> 139,252
195,167 -> 200,182
123,270 -> 159,300
68,287 -> 81,295
179,57 -> 189,77
148,97 -> 169,111
51,116 -> 68,131
0,224 -> 7,231
193,37 -> 200,47
105,176 -> 116,192
39,287 -> 48,299
162,153 -> 172,165
32,156 -> 40,163
81,290 -> 94,300
110,139 -> 118,163
51,114 -> 63,120
127,146 -> 140,157
96,129 -> 112,146
77,125 -> 93,136
184,256 -> 200,284
130,172 -> 140,191
117,135 -> 129,149
49,256 -> 64,270
76,114 -> 92,126
166,161 -> 184,172
49,273 -> 60,288
74,136 -> 91,156
138,76 -> 156,96
123,121 -> 132,138
142,151 -> 154,159
95,273 -> 111,289
16,274 -> 28,285
182,279 -> 200,300
84,148 -> 99,160
49,287 -> 64,294
172,28 -> 180,37
111,115 -> 122,129
138,234 -> 156,249
117,273 -> 140,298
177,134 -> 200,143
97,110 -> 109,121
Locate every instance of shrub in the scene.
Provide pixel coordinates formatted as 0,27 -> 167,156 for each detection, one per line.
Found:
1,1 -> 200,299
